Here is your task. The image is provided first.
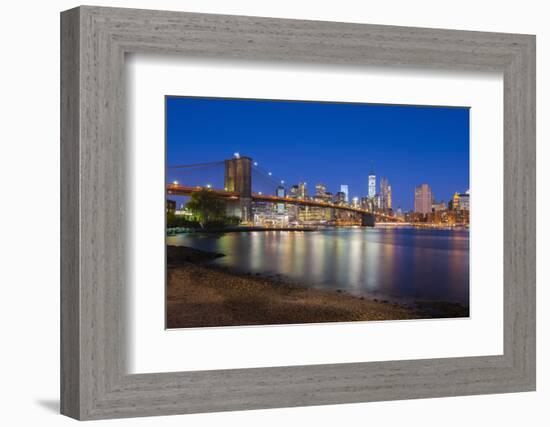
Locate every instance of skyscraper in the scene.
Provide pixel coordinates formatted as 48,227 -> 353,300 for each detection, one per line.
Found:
340,184 -> 349,203
368,172 -> 376,198
414,184 -> 433,214
297,182 -> 307,199
379,177 -> 391,211
335,191 -> 346,204
452,192 -> 460,210
315,183 -> 326,197
458,190 -> 470,210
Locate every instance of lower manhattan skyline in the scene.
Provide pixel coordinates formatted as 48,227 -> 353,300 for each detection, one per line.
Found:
166,96 -> 470,211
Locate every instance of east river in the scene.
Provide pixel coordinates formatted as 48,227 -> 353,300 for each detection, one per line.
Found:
167,226 -> 469,306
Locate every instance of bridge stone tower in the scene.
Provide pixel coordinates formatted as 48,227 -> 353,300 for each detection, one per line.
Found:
224,156 -> 252,222
361,213 -> 375,227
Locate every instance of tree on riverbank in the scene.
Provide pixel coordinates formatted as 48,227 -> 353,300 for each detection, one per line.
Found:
182,189 -> 239,229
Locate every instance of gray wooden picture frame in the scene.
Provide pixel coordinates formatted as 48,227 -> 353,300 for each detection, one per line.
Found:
60,5 -> 536,420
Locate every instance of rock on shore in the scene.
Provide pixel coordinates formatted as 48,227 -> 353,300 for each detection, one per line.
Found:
167,245 -> 224,265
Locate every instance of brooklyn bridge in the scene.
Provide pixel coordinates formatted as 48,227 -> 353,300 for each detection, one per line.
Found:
167,155 -> 399,226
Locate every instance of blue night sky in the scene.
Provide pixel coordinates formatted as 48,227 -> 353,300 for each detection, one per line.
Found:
166,96 -> 469,211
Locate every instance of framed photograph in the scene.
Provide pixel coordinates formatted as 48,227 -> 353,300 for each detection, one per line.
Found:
61,6 -> 535,420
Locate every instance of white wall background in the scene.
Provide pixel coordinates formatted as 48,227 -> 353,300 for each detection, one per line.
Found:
0,1 -> 546,425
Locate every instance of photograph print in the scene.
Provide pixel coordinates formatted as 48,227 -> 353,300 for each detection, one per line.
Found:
165,96 -> 470,329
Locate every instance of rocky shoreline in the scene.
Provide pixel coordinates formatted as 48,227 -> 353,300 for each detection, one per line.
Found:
166,245 -> 468,328
167,245 -> 225,264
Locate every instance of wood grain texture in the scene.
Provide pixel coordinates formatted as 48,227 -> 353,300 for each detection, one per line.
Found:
60,7 -> 80,419
60,6 -> 536,420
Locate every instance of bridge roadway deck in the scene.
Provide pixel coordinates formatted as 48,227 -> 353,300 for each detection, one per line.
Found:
166,184 -> 397,221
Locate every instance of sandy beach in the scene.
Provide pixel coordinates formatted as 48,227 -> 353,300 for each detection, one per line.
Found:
166,245 -> 466,328
167,262 -> 426,328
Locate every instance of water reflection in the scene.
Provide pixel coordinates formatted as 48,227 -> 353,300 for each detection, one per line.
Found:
167,227 -> 469,306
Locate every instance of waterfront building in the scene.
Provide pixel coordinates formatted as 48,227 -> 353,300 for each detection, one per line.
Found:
287,185 -> 300,222
252,196 -> 290,227
454,208 -> 470,225
432,209 -> 452,225
432,201 -> 447,212
414,184 -> 433,214
405,211 -> 427,223
252,200 -> 274,225
289,182 -> 310,223
310,183 -> 332,221
298,206 -> 332,223
340,184 -> 349,203
297,206 -> 311,222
